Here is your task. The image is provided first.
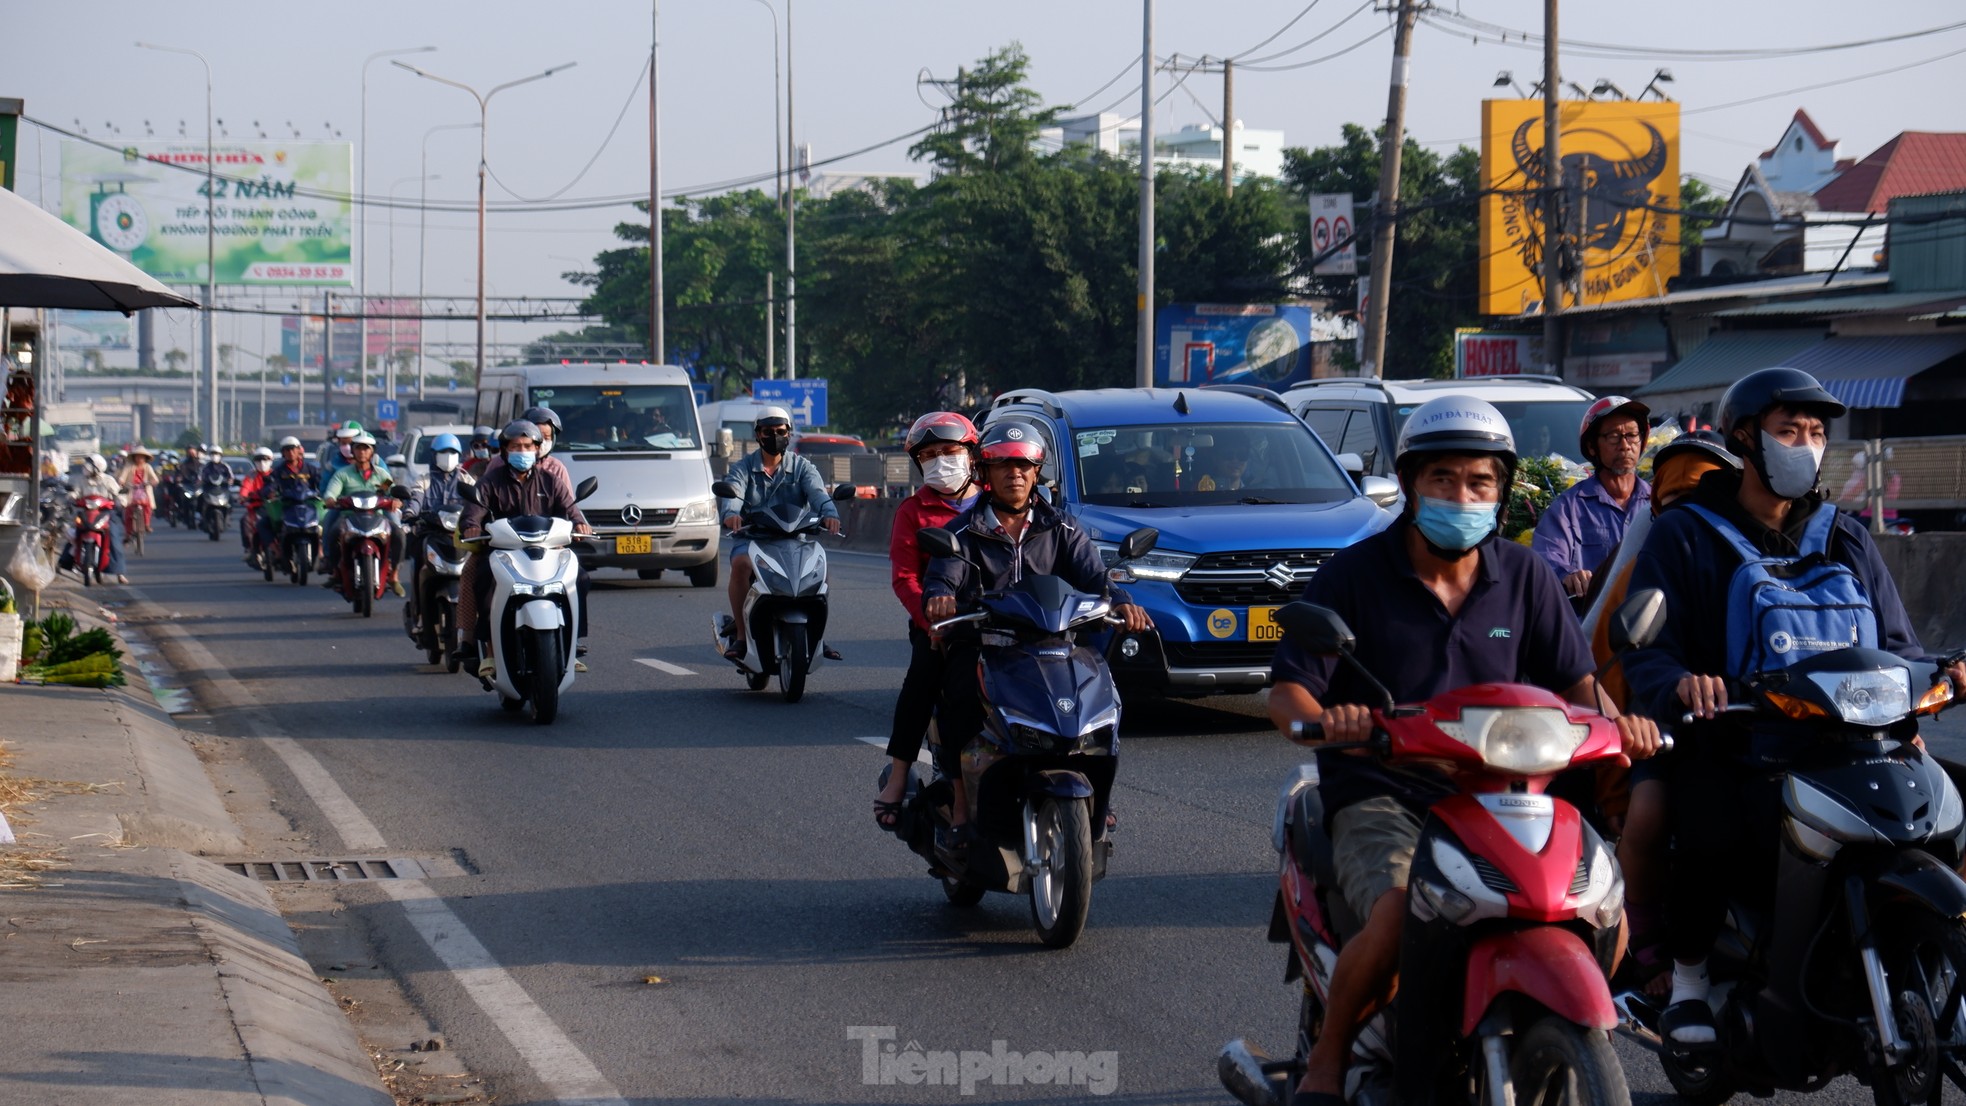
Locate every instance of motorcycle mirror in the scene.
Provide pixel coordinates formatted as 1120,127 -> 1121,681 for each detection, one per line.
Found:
1274,602 -> 1354,655
1359,475 -> 1401,509
917,527 -> 962,561
1610,588 -> 1668,654
711,480 -> 740,500
388,484 -> 411,501
574,476 -> 599,502
1117,527 -> 1159,562
831,483 -> 858,501
713,428 -> 734,460
459,480 -> 483,507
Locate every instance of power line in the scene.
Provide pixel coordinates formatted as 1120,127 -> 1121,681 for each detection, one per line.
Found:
1239,0 -> 1378,65
1422,10 -> 1966,60
1230,0 -> 1329,61
486,55 -> 651,203
1237,24 -> 1394,73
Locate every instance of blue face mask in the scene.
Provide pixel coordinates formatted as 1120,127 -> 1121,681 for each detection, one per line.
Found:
507,450 -> 537,472
1413,496 -> 1497,552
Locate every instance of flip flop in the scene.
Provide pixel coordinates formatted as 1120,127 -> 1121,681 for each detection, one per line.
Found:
873,799 -> 903,833
724,641 -> 746,662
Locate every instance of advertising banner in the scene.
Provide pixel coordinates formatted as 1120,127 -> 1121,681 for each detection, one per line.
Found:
60,139 -> 353,286
1155,304 -> 1356,390
51,310 -> 134,351
1478,100 -> 1680,316
1454,329 -> 1546,378
1309,193 -> 1358,276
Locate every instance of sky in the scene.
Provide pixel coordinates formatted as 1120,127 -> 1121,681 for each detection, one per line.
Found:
5,0 -> 1962,364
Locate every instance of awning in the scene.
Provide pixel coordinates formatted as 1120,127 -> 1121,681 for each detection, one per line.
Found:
1634,330 -> 1825,397
1784,334 -> 1966,409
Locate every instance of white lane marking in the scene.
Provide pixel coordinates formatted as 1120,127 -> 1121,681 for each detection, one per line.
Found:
634,657 -> 696,677
381,880 -> 627,1106
128,585 -> 628,1106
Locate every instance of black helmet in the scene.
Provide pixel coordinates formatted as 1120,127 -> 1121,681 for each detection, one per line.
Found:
1717,367 -> 1846,455
500,419 -> 542,447
1652,429 -> 1740,471
520,405 -> 562,434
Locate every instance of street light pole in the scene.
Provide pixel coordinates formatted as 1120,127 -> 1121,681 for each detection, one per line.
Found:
745,0 -> 783,201
1135,2 -> 1154,389
395,59 -> 576,387
387,174 -> 436,412
785,0 -> 796,380
650,0 -> 664,364
361,47 -> 436,413
135,41 -> 218,440
420,122 -> 479,400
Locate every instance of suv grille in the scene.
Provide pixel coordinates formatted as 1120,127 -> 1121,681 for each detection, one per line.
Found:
1161,641 -> 1279,668
1175,550 -> 1335,607
586,508 -> 678,529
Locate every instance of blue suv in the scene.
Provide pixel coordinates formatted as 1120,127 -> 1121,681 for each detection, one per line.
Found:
981,386 -> 1392,697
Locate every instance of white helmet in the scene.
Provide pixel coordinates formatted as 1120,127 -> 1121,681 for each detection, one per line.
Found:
251,446 -> 276,460
83,452 -> 108,474
208,446 -> 224,459
754,406 -> 792,430
1394,396 -> 1516,474
277,436 -> 303,450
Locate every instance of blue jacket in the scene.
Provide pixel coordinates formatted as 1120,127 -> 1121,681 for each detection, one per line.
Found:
719,450 -> 838,526
408,469 -> 472,518
922,498 -> 1129,612
1532,474 -> 1651,579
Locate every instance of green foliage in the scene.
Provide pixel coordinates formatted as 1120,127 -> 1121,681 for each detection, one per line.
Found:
1505,454 -> 1573,540
1678,175 -> 1727,257
173,427 -> 205,450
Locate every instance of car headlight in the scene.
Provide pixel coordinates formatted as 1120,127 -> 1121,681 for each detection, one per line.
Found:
1094,542 -> 1196,583
1805,667 -> 1911,726
677,498 -> 716,524
1435,708 -> 1590,775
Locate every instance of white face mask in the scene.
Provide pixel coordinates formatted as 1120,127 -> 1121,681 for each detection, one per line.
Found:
538,436 -> 553,457
1758,430 -> 1825,499
433,452 -> 460,473
921,454 -> 972,495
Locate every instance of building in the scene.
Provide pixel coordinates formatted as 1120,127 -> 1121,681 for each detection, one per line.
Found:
1039,113 -> 1288,182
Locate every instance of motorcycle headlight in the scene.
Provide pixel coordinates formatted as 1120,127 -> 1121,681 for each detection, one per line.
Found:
1434,708 -> 1590,775
540,581 -> 567,596
1805,667 -> 1912,726
437,510 -> 461,532
677,498 -> 716,525
1093,542 -> 1196,584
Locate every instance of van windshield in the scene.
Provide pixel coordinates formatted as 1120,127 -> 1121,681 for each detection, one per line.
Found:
1073,421 -> 1355,507
528,385 -> 698,451
1391,399 -> 1594,464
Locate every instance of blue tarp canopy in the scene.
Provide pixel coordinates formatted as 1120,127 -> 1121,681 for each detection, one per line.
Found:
1785,335 -> 1966,409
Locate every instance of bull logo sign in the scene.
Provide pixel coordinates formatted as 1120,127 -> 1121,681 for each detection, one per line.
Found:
1477,100 -> 1680,316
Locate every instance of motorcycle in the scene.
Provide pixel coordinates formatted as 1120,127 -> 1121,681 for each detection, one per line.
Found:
886,524 -> 1158,950
199,470 -> 231,541
404,506 -> 467,671
327,489 -> 398,617
1218,592 -> 1671,1106
1614,646 -> 1966,1105
709,480 -> 856,703
279,487 -> 323,587
69,493 -> 118,587
458,476 -> 597,724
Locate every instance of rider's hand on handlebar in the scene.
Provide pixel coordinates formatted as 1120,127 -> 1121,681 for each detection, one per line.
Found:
924,595 -> 957,624
1677,674 -> 1729,719
1114,603 -> 1153,633
574,521 -> 593,536
823,517 -> 841,535
723,515 -> 742,532
1616,715 -> 1663,764
1313,703 -> 1374,745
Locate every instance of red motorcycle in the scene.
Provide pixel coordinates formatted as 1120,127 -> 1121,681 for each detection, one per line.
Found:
71,493 -> 118,587
1219,594 -> 1668,1106
328,490 -> 398,618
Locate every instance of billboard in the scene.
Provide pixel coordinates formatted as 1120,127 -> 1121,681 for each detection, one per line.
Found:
60,139 -> 352,286
1155,304 -> 1356,390
51,310 -> 133,351
1453,329 -> 1546,378
1478,101 -> 1679,316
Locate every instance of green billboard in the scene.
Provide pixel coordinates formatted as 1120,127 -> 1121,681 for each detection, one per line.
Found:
60,139 -> 352,286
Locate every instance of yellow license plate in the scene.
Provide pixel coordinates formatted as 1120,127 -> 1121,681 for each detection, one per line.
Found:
1247,606 -> 1283,642
615,533 -> 653,555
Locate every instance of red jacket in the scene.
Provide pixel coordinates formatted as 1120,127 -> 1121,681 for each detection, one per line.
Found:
890,486 -> 977,633
240,471 -> 270,509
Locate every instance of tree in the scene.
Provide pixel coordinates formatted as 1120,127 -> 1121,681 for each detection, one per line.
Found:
1678,175 -> 1727,257
173,427 -> 204,450
910,45 -> 1060,177
163,348 -> 189,376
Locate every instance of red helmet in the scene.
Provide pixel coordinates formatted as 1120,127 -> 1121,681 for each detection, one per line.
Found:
904,411 -> 979,457
979,422 -> 1045,466
1578,395 -> 1650,462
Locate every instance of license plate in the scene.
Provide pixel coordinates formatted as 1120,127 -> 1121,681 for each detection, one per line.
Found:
615,533 -> 653,555
1247,606 -> 1283,642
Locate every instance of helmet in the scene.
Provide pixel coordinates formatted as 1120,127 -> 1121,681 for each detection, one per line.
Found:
1394,395 -> 1516,472
207,446 -> 224,459
471,425 -> 494,440
277,436 -> 303,450
519,406 -> 562,434
83,452 -> 107,473
251,446 -> 275,460
431,433 -> 462,454
1717,367 -> 1847,455
1652,429 -> 1739,472
386,453 -> 407,468
754,406 -> 792,431
1578,395 -> 1650,463
350,432 -> 377,447
979,422 -> 1045,466
500,419 -> 542,446
117,448 -> 129,457
904,411 -> 980,458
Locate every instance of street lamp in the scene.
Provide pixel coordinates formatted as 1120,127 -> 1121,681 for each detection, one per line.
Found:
394,59 -> 577,385
420,122 -> 479,400
744,0 -> 784,202
387,174 -> 438,407
134,41 -> 218,441
361,47 -> 437,406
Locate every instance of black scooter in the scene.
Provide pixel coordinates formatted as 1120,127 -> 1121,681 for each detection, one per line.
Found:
199,469 -> 231,541
885,525 -> 1156,950
404,505 -> 467,671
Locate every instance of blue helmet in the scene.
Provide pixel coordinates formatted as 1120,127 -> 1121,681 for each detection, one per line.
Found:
431,433 -> 462,454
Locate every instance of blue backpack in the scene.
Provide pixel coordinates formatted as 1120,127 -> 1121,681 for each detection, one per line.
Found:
1684,503 -> 1878,679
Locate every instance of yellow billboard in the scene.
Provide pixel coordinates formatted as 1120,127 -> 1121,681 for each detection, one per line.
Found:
1479,100 -> 1679,316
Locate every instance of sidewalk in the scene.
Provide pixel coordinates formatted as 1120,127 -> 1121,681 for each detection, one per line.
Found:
0,580 -> 392,1106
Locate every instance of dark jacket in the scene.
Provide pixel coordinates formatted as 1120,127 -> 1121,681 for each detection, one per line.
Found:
921,498 -> 1127,612
459,465 -> 580,538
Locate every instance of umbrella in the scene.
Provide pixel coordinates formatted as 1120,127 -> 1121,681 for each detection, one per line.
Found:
0,185 -> 195,313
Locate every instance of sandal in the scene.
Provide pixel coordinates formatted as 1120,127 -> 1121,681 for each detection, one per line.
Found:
873,799 -> 903,833
724,641 -> 746,662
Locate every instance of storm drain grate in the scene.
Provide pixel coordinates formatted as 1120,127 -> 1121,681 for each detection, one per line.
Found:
224,858 -> 428,882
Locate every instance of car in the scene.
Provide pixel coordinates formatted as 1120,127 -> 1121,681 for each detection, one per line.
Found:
792,433 -> 881,497
980,385 -> 1395,698
399,423 -> 475,484
1282,375 -> 1599,480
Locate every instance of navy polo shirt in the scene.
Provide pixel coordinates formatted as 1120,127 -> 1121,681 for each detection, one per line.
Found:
1272,516 -> 1595,817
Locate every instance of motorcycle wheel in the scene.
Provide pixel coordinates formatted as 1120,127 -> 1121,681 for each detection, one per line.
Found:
1871,908 -> 1966,1106
527,629 -> 562,725
500,694 -> 525,713
206,512 -> 220,540
130,522 -> 144,557
941,872 -> 986,907
262,548 -> 274,581
778,622 -> 808,704
1508,1015 -> 1631,1106
441,608 -> 461,673
78,549 -> 95,588
353,557 -> 373,618
1029,797 -> 1094,949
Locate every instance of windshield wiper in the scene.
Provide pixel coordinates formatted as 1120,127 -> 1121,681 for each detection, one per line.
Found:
1125,500 -> 1169,508
1237,496 -> 1296,505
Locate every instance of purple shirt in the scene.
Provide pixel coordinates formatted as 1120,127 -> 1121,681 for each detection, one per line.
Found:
1532,474 -> 1650,579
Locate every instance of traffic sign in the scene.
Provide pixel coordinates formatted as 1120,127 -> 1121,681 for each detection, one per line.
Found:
376,399 -> 400,422
1310,193 -> 1357,276
751,378 -> 828,428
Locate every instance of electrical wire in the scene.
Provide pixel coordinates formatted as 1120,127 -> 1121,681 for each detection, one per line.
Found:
1423,10 -> 1966,61
1237,24 -> 1394,73
1230,0 -> 1328,61
1238,0 -> 1377,66
1065,56 -> 1140,111
486,56 -> 650,203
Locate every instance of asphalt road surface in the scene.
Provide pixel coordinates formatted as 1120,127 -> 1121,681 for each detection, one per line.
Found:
116,522 -> 1966,1105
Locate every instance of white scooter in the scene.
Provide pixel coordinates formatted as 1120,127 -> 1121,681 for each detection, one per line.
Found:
460,476 -> 596,725
710,480 -> 856,703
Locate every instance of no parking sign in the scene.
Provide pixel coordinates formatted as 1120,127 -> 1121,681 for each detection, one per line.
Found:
1310,194 -> 1357,277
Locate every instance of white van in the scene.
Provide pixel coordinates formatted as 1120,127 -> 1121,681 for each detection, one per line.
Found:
476,364 -> 720,585
697,397 -> 800,477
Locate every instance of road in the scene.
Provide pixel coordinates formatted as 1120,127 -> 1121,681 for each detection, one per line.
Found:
116,521 -> 1963,1105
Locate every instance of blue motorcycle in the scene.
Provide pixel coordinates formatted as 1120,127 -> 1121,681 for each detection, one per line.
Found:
279,487 -> 323,587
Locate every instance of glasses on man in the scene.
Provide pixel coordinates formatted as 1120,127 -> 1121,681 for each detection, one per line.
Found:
759,427 -> 791,438
1597,430 -> 1643,445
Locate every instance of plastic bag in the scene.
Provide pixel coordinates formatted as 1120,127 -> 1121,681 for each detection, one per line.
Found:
7,535 -> 56,594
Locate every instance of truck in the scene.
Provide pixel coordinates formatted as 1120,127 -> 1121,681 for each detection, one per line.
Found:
41,401 -> 101,460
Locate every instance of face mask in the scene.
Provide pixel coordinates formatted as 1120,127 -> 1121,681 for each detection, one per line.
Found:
538,437 -> 553,457
1758,430 -> 1825,499
758,431 -> 789,457
254,460 -> 273,473
433,452 -> 460,473
339,443 -> 353,460
1413,496 -> 1497,552
921,454 -> 972,494
507,450 -> 537,472
471,447 -> 490,460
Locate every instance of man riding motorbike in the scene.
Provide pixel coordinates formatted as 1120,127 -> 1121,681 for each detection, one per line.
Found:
476,406 -> 594,669
238,446 -> 276,563
1265,395 -> 1661,1105
73,452 -> 130,584
456,420 -> 593,679
921,423 -> 1154,848
1622,366 -> 1966,1045
873,411 -> 983,832
462,425 -> 496,477
261,436 -> 322,555
402,433 -> 475,648
719,407 -> 841,662
319,431 -> 402,596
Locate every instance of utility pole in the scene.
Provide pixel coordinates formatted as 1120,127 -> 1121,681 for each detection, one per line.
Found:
649,0 -> 665,364
764,272 -> 775,379
1360,0 -> 1420,378
322,292 -> 334,426
784,0 -> 796,380
1221,58 -> 1234,197
1540,0 -> 1564,374
1136,0 -> 1154,389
